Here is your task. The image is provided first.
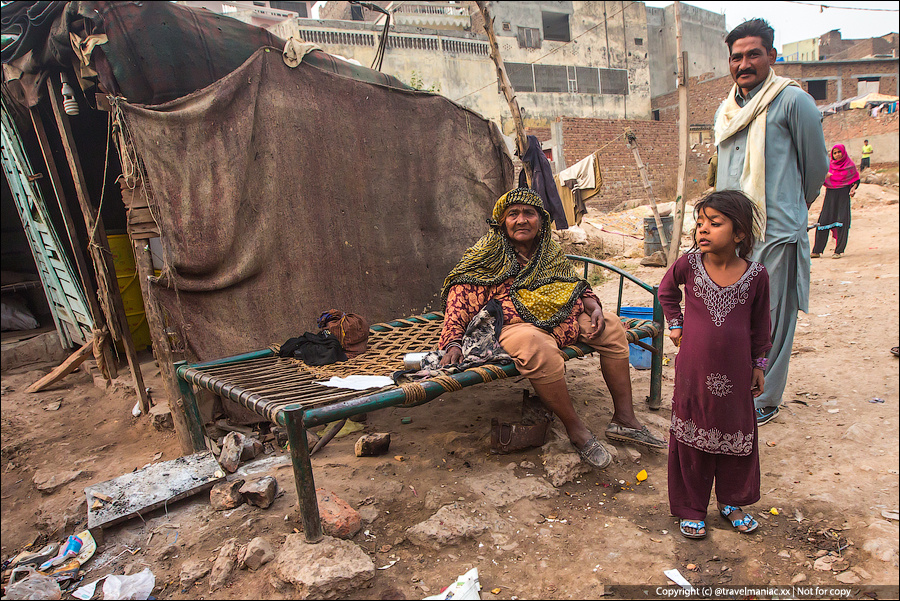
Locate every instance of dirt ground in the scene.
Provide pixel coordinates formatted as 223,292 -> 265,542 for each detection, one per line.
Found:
2,184 -> 898,600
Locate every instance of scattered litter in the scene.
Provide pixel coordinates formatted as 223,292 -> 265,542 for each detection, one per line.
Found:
72,577 -> 104,600
635,470 -> 648,482
817,313 -> 831,317
3,570 -> 61,600
44,401 -> 62,411
39,535 -> 83,571
377,560 -> 398,570
401,417 -> 412,424
131,401 -> 142,417
491,588 -> 502,595
394,455 -> 405,462
686,563 -> 699,572
794,510 -> 805,523
827,409 -> 840,414
881,510 -> 899,521
765,441 -> 776,447
790,399 -> 809,406
663,568 -> 693,591
102,568 -> 155,600
769,508 -> 779,516
315,375 -> 394,390
869,398 -> 886,404
152,452 -> 163,461
424,567 -> 481,600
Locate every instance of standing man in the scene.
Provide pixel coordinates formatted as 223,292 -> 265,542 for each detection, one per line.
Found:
860,139 -> 873,171
714,19 -> 828,426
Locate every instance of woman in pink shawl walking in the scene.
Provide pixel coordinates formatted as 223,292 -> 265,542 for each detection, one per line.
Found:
811,144 -> 860,259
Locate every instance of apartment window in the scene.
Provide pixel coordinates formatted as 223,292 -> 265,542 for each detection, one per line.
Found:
542,12 -> 570,42
506,62 -> 535,93
806,80 -> 827,101
534,64 -> 568,93
502,22 -> 511,32
858,77 -> 880,95
517,27 -> 541,49
600,68 -> 628,95
271,2 -> 308,17
634,38 -> 643,46
567,66 -> 577,93
575,66 -> 600,94
652,109 -> 660,121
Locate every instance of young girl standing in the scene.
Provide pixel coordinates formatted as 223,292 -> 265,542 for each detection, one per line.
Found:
659,190 -> 772,539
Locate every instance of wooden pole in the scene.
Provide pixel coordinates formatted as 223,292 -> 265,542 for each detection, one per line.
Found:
29,107 -> 117,378
133,239 -> 195,454
47,76 -> 150,414
475,0 -> 533,186
668,1 -> 690,265
624,130 -> 669,251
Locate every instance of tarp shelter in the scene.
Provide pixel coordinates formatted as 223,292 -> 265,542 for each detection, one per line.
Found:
3,1 -> 514,445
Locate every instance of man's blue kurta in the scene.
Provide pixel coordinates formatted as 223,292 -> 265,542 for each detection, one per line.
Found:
716,81 -> 828,409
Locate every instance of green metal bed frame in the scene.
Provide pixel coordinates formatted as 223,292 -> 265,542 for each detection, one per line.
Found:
174,256 -> 664,542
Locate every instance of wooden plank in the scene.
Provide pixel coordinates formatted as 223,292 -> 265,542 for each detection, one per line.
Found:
85,451 -> 223,530
668,0 -> 691,265
25,339 -> 93,393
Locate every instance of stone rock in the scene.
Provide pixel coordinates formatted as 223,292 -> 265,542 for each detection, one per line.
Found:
240,436 -> 264,461
835,571 -> 860,584
813,555 -> 835,571
316,489 -> 362,539
406,503 -> 489,550
219,432 -> 244,473
272,534 -> 374,599
149,403 -> 174,431
355,433 -> 391,457
180,559 -> 211,589
240,476 -> 277,509
33,468 -> 83,494
272,426 -> 318,449
210,479 -> 245,510
424,487 -> 455,511
464,471 -> 557,507
777,549 -> 791,559
790,573 -> 806,584
541,446 -> 592,488
623,445 -> 642,464
158,544 -> 180,561
640,250 -> 668,267
209,538 -> 238,592
852,566 -> 872,580
841,423 -> 874,444
520,461 -> 536,469
862,521 -> 899,562
240,537 -> 275,571
358,505 -> 379,525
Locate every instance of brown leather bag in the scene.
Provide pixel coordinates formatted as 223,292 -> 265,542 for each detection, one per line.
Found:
317,310 -> 370,358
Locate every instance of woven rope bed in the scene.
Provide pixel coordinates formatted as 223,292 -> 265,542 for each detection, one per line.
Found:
174,255 -> 665,542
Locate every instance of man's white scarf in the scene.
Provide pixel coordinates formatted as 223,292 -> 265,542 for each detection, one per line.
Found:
714,69 -> 799,240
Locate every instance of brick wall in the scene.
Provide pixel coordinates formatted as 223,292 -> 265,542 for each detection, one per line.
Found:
652,59 -> 900,124
559,118 -> 707,212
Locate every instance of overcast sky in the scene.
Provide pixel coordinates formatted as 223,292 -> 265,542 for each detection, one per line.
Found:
642,1 -> 899,52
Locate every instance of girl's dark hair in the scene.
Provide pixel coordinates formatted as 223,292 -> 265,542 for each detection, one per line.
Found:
690,190 -> 759,259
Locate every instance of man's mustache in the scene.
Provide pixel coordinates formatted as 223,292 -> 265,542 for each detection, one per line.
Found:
737,69 -> 756,77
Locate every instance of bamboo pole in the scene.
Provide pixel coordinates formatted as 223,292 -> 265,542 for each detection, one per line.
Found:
475,0 -> 532,186
624,130 -> 669,252
47,76 -> 150,414
667,1 -> 690,265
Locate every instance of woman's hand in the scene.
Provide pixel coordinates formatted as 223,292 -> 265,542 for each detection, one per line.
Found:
669,327 -> 682,347
751,367 -> 765,397
582,298 -> 605,340
439,346 -> 462,366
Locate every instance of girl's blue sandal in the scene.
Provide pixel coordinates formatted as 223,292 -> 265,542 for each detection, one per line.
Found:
679,519 -> 706,539
720,505 -> 758,533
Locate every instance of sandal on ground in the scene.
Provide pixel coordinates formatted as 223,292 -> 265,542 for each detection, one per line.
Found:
810,252 -> 821,258
720,505 -> 758,533
832,253 -> 843,259
605,422 -> 667,449
574,436 -> 611,470
679,519 -> 707,539
891,346 -> 899,357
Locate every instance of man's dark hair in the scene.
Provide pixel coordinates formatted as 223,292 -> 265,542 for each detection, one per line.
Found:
725,19 -> 775,53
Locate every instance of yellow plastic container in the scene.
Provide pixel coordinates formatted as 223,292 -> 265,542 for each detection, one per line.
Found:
107,233 -> 135,274
116,272 -> 145,315
116,311 -> 151,352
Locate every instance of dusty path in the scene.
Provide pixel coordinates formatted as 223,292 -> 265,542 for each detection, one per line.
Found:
1,185 -> 897,599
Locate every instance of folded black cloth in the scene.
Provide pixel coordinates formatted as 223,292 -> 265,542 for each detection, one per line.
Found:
279,332 -> 347,365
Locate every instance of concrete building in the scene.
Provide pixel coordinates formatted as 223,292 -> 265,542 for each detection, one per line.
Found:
783,37 -> 819,63
177,1 -> 316,26
783,30 -> 898,62
645,2 -> 729,98
270,1 -> 654,140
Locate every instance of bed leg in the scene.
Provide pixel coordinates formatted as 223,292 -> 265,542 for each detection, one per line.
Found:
648,291 -> 664,410
286,409 -> 323,543
174,365 -> 209,451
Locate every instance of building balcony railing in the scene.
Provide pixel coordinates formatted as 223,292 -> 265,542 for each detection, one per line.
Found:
293,26 -> 488,57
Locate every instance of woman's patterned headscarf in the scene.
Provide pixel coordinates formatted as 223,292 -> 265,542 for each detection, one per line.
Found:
441,188 -> 587,329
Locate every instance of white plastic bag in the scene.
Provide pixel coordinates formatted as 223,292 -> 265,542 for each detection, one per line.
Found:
423,567 -> 481,600
3,571 -> 62,600
102,568 -> 155,600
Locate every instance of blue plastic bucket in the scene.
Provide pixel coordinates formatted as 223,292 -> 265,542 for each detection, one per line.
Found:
619,306 -> 654,370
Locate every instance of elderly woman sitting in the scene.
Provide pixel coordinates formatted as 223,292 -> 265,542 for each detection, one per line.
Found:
439,188 -> 665,469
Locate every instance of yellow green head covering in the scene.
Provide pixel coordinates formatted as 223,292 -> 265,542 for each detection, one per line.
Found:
441,188 -> 587,329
